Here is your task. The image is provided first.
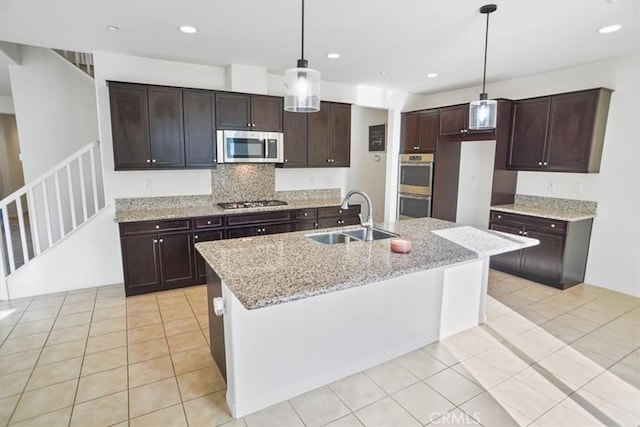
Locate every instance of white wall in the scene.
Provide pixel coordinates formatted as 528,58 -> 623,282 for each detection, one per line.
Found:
0,96 -> 14,114
8,45 -> 98,181
411,53 -> 640,297
0,114 -> 24,198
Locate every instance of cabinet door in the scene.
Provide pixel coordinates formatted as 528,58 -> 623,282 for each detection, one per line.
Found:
317,218 -> 342,229
158,232 -> 195,287
109,83 -> 151,169
183,90 -> 217,167
488,223 -> 523,272
400,112 -> 419,153
293,220 -> 317,231
148,86 -> 185,167
194,230 -> 224,282
431,141 -> 461,222
215,93 -> 251,130
227,226 -> 259,239
521,230 -> 565,284
330,104 -> 351,167
283,111 -> 308,167
418,110 -> 438,152
439,105 -> 467,136
121,234 -> 160,295
545,91 -> 598,172
251,96 -> 283,131
307,102 -> 331,166
263,223 -> 292,235
508,98 -> 550,170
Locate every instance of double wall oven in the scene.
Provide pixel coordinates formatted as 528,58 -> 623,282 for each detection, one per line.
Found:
397,153 -> 434,219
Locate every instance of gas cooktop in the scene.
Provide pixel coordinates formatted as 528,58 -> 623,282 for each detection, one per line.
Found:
217,200 -> 288,210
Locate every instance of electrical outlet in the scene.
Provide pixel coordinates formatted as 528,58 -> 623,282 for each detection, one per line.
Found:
573,183 -> 583,194
547,181 -> 556,192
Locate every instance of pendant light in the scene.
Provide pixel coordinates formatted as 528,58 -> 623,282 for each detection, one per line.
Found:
284,0 -> 321,112
469,4 -> 498,130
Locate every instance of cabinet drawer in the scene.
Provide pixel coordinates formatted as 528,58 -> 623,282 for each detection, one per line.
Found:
226,210 -> 292,226
193,216 -> 224,229
490,211 -> 567,234
120,219 -> 191,236
317,204 -> 360,218
293,208 -> 318,220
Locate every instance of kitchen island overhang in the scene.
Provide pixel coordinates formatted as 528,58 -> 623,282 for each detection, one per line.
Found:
196,218 -> 538,418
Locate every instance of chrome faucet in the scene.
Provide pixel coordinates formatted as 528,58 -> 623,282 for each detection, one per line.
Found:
341,190 -> 374,241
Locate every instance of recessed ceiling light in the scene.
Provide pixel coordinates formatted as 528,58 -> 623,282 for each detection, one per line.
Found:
106,25 -> 119,32
380,71 -> 387,76
326,53 -> 340,59
426,73 -> 438,78
598,24 -> 622,34
180,25 -> 197,34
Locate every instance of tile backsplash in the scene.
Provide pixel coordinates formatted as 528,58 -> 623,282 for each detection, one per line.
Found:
211,164 -> 275,202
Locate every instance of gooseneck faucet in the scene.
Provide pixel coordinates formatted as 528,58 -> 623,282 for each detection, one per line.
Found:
341,190 -> 374,241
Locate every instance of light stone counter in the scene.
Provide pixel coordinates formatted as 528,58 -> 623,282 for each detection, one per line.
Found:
491,194 -> 597,222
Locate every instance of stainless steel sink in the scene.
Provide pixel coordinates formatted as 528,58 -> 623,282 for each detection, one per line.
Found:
343,228 -> 399,241
306,227 -> 399,245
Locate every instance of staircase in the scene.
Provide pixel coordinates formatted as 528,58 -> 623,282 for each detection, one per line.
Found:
53,49 -> 94,77
0,141 -> 106,299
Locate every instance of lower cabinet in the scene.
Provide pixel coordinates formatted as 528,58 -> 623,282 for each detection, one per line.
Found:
489,211 -> 593,289
194,230 -> 224,282
317,205 -> 361,228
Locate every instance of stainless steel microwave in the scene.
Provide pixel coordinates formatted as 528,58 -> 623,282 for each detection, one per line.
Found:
216,130 -> 284,163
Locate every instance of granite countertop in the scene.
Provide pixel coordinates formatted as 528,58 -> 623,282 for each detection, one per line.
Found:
114,198 -> 344,223
490,204 -> 596,221
196,218 -> 496,310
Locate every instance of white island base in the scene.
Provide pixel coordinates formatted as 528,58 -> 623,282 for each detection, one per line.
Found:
221,258 -> 486,418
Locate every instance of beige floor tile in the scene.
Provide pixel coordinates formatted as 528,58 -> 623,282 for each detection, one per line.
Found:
69,390 -> 128,427
38,339 -> 86,365
156,289 -> 186,299
429,408 -> 481,426
129,377 -> 182,418
608,351 -> 640,389
364,360 -> 419,394
130,403 -> 187,427
589,324 -> 640,351
92,306 -> 126,322
511,367 -> 570,403
53,311 -> 92,330
160,306 -> 194,322
171,346 -> 214,375
534,399 -> 605,427
486,312 -> 537,340
0,394 -> 20,426
128,337 -> 169,364
76,366 -> 128,403
329,373 -> 386,411
183,391 -> 233,427
511,286 -> 555,303
0,349 -> 40,375
537,352 -> 601,389
540,318 -> 589,344
424,368 -> 484,406
58,301 -> 94,316
569,306 -> 616,326
0,333 -> 48,356
392,382 -> 454,424
126,293 -> 157,306
324,414 -> 364,427
27,296 -> 64,310
574,388 -> 640,426
460,392 -> 529,427
11,379 -> 77,423
93,297 -> 125,310
582,300 -> 631,317
127,323 -> 166,345
422,341 -> 472,366
452,357 -> 510,389
176,365 -> 226,401
570,334 -> 631,368
0,368 -> 32,398
7,318 -> 55,339
163,316 -> 200,337
9,406 -> 73,427
126,301 -> 159,316
89,317 -> 126,337
394,349 -> 447,379
129,355 -> 175,388
167,330 -> 207,354
19,307 -> 59,323
244,401 -> 304,427
196,314 -> 209,329
63,291 -> 96,304
127,311 -> 162,330
354,396 -> 421,427
290,386 -> 350,427
81,346 -> 127,376
189,303 -> 208,316
490,377 -> 557,420
476,345 -> 531,376
45,324 -> 89,346
508,327 -> 566,362
26,356 -> 82,391
85,330 -> 127,354
443,327 -> 502,356
157,295 -> 189,309
582,371 -> 640,417
498,293 -> 533,310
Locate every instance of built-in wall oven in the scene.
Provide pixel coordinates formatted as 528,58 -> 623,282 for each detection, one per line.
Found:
397,153 -> 434,219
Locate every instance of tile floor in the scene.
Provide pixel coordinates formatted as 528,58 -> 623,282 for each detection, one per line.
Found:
0,270 -> 638,426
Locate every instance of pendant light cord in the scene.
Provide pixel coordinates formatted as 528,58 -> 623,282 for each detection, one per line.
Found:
301,0 -> 305,60
482,11 -> 490,94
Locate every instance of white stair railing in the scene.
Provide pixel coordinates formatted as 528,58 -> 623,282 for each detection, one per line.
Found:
0,141 -> 105,288
53,49 -> 94,77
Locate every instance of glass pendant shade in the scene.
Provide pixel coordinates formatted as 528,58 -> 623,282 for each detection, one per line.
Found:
469,94 -> 497,130
284,64 -> 320,112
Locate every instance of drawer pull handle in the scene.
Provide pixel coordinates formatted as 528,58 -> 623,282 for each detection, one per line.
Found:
207,220 -> 211,225
497,215 -> 502,219
159,239 -> 163,243
304,212 -> 308,216
551,224 -> 555,228
194,235 -> 198,239
518,230 -> 523,235
155,225 -> 160,229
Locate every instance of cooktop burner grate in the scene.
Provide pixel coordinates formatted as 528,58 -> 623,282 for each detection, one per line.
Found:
217,200 -> 288,209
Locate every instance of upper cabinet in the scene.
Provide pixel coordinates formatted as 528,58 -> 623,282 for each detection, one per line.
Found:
215,93 -> 283,132
282,111 -> 308,167
401,110 -> 438,153
148,86 -> 185,168
508,88 -> 612,173
183,90 -> 217,167
109,82 -> 151,169
439,104 -> 496,140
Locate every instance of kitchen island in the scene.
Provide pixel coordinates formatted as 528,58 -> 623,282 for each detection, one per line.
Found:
196,217 -> 537,418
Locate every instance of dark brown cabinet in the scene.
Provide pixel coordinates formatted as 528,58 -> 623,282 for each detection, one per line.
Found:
282,111 -> 308,167
508,88 -> 612,173
439,105 -> 468,137
317,205 -> 361,228
489,211 -> 593,289
307,102 -> 351,167
431,141 -> 461,222
215,93 -> 283,131
401,110 -> 438,153
148,86 -> 185,167
183,90 -> 217,167
109,83 -> 151,169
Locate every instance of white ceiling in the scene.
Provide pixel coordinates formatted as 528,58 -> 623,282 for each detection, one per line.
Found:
0,0 -> 638,96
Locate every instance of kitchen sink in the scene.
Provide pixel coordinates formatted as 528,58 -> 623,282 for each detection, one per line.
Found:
306,227 -> 399,245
